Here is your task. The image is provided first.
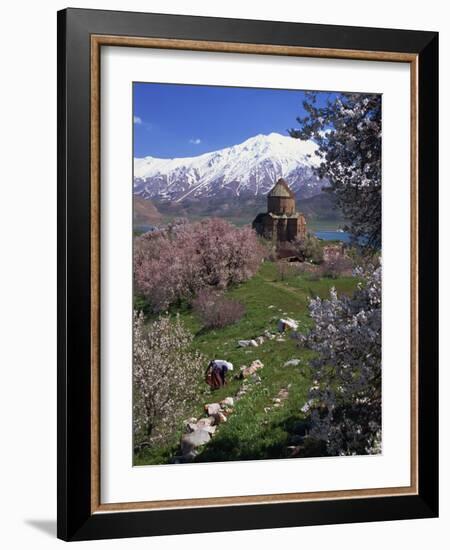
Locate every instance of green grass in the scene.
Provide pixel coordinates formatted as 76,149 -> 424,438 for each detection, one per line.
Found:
134,261 -> 358,465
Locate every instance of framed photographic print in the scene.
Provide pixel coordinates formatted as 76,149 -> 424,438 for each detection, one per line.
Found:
57,8 -> 439,541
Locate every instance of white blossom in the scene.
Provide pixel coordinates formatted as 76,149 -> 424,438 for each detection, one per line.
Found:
290,92 -> 381,248
133,311 -> 205,449
300,263 -> 382,455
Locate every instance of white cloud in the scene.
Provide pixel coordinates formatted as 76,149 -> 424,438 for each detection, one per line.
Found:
189,138 -> 202,145
134,115 -> 142,125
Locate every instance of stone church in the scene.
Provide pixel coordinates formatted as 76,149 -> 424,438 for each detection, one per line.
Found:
252,178 -> 307,245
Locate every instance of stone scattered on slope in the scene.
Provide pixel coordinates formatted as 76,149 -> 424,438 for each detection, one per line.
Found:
250,373 -> 262,384
216,412 -> 228,424
239,359 -> 264,379
278,389 -> 289,400
264,386 -> 290,414
236,386 -> 248,399
277,318 -> 298,332
220,397 -> 234,408
205,403 -> 221,416
187,422 -> 216,434
184,417 -> 198,429
238,329 -> 284,348
238,339 -> 258,348
181,396 -> 238,460
238,340 -> 250,347
196,418 -> 216,431
181,429 -> 211,455
284,358 -> 301,367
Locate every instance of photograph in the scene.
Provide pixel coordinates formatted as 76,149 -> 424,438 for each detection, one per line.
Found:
132,82 -> 382,466
51,5 -> 438,542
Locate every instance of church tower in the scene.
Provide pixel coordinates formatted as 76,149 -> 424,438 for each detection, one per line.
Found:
252,178 -> 307,246
267,178 -> 296,215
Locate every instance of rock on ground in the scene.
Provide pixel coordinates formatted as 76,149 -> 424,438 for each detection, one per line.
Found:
238,338 -> 259,348
187,422 -> 216,435
205,403 -> 221,416
216,412 -> 228,424
180,429 -> 211,455
277,318 -> 298,332
239,360 -> 264,378
284,359 -> 301,367
220,397 -> 234,407
196,417 -> 215,428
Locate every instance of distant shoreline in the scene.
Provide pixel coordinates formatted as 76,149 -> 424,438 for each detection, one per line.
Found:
134,223 -> 349,242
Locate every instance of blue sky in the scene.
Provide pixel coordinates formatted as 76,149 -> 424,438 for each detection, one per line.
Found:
133,83 -> 338,158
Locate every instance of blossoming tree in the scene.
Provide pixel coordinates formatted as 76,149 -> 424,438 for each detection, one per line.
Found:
133,311 -> 205,449
300,264 -> 382,455
290,92 -> 382,249
134,218 -> 264,312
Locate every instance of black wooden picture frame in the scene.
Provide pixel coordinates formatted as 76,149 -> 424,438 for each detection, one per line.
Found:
57,7 -> 438,541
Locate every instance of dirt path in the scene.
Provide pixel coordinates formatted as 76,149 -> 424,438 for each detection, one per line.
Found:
257,275 -> 306,300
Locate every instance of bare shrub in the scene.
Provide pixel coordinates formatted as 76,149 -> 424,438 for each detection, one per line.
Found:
258,237 -> 277,262
291,234 -> 324,264
192,289 -> 245,329
321,255 -> 353,279
346,245 -> 380,269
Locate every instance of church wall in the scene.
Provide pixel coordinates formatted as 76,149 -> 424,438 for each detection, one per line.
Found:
252,180 -> 307,246
286,218 -> 298,241
298,215 -> 307,241
277,218 -> 288,241
268,196 -> 295,215
264,216 -> 275,241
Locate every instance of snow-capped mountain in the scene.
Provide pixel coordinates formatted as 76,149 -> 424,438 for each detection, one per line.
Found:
134,132 -> 326,202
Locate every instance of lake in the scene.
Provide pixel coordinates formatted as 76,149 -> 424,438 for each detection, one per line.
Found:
315,230 -> 351,242
135,223 -> 352,243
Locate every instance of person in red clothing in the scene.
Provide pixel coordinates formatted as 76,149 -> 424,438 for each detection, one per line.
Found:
205,359 -> 234,389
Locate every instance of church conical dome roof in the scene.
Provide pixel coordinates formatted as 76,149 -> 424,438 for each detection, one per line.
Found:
268,178 -> 295,198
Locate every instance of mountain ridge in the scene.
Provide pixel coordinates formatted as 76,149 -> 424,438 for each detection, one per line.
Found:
134,133 -> 327,202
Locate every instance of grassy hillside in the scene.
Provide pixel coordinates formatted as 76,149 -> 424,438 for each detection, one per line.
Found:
134,261 -> 358,466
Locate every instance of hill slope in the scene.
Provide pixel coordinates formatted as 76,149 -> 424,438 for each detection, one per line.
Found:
134,191 -> 344,230
134,262 -> 359,465
133,196 -> 163,228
